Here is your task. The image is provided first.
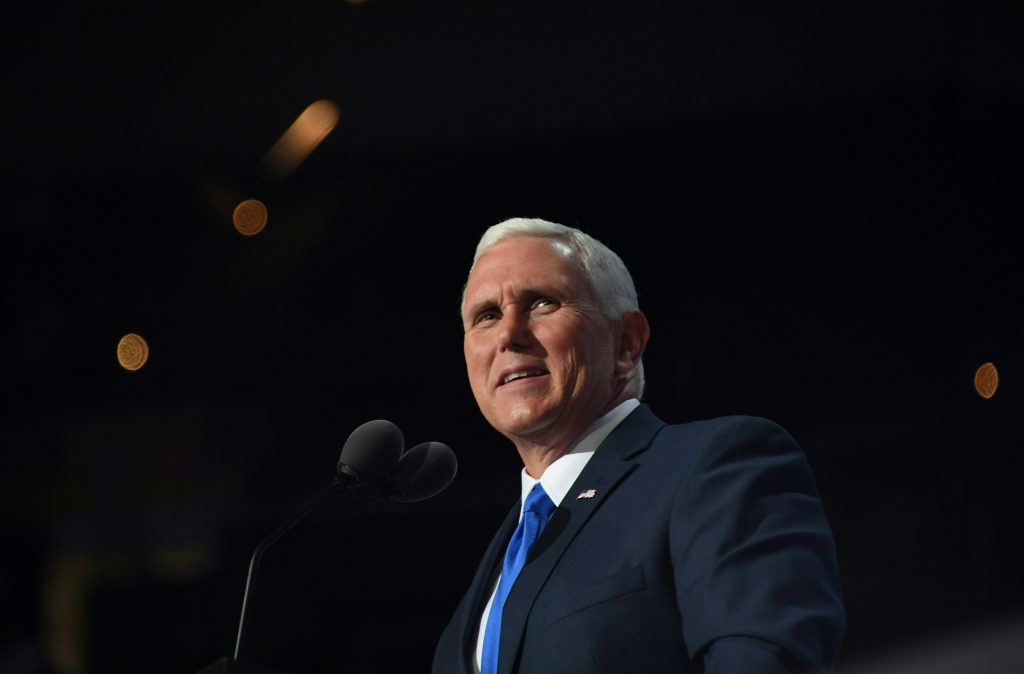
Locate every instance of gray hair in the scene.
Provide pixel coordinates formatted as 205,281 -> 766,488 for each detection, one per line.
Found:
462,217 -> 645,395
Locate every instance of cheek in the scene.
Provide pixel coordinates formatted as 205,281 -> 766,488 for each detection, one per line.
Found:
537,326 -> 587,379
464,339 -> 492,389
551,326 -> 611,383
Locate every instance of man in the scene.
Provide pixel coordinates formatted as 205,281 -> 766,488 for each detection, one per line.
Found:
433,218 -> 845,674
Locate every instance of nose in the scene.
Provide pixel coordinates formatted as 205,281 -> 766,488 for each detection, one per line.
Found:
497,310 -> 531,352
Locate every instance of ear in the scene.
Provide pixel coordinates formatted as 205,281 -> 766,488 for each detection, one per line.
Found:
614,309 -> 650,376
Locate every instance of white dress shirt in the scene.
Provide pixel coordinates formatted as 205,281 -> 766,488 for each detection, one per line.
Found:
472,398 -> 641,673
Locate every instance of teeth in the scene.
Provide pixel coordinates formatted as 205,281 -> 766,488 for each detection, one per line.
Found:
503,371 -> 537,384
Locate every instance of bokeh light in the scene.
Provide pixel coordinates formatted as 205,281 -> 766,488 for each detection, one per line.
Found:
117,334 -> 149,371
974,362 -> 998,399
232,199 -> 268,235
261,100 -> 340,180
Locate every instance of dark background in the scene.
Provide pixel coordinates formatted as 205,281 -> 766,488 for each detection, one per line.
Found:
1,2 -> 1022,673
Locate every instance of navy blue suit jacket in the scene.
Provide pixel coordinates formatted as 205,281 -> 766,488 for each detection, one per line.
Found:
432,404 -> 845,673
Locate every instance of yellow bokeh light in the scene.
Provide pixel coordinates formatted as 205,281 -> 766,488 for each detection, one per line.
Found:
232,199 -> 268,235
261,100 -> 340,180
974,362 -> 998,399
117,334 -> 149,371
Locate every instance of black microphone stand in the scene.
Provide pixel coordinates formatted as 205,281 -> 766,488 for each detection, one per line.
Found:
234,477 -> 345,662
195,442 -> 455,674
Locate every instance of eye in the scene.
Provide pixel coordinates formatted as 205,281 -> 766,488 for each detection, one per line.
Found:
531,298 -> 557,313
476,310 -> 499,325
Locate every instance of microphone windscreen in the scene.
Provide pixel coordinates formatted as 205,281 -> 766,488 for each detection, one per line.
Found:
337,420 -> 404,484
392,442 -> 457,502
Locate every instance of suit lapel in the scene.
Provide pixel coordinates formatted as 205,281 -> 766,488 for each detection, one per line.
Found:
496,404 -> 665,674
451,501 -> 520,673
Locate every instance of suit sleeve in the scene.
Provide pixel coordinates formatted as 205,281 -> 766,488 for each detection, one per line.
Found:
668,417 -> 846,673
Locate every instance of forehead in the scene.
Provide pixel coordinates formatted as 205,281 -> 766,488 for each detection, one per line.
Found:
464,236 -> 585,302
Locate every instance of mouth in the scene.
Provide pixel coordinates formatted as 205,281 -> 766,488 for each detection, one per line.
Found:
498,368 -> 549,387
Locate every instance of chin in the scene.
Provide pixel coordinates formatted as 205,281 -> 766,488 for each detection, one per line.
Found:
495,403 -> 557,438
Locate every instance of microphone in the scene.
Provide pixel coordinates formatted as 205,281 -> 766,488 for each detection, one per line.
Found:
337,419 -> 405,486
233,419 -> 405,661
384,441 -> 458,502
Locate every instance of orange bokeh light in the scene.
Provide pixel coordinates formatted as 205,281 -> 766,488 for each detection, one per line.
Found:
261,100 -> 340,180
232,199 -> 268,235
974,362 -> 998,399
117,333 -> 149,371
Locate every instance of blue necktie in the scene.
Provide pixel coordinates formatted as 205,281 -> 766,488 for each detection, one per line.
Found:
481,483 -> 556,674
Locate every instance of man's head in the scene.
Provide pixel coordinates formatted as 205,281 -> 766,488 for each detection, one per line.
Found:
461,218 -> 649,459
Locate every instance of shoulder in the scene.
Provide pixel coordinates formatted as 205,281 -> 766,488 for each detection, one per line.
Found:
641,413 -> 817,492
649,414 -> 801,461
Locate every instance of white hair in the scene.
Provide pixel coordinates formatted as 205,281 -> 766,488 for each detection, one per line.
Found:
462,217 -> 645,395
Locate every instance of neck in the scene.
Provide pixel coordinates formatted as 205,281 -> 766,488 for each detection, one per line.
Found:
513,383 -> 634,478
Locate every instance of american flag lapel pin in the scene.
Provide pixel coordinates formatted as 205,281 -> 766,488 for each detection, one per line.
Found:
576,489 -> 597,500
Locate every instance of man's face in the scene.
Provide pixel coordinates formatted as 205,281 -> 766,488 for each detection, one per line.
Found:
462,236 -> 617,445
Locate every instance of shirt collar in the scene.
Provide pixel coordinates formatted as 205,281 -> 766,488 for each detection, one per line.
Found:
519,398 -> 641,510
